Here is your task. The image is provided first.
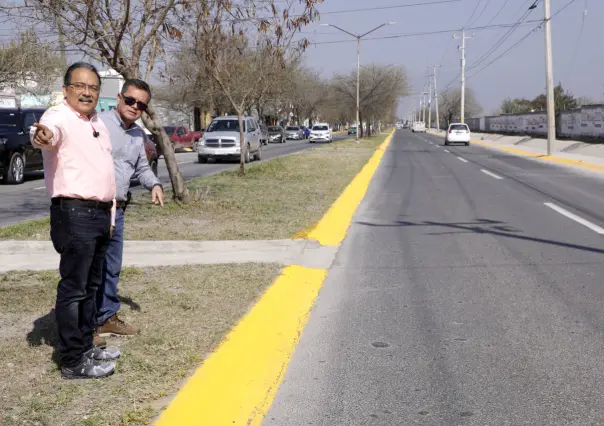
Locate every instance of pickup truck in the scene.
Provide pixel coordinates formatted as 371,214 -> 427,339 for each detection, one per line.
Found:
0,108 -> 46,184
162,126 -> 203,153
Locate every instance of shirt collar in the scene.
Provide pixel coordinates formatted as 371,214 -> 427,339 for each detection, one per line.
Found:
111,109 -> 139,131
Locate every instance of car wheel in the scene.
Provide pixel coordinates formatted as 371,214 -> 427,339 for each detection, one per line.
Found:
245,146 -> 251,163
4,152 -> 25,184
150,158 -> 159,177
198,155 -> 207,164
466,142 -> 470,146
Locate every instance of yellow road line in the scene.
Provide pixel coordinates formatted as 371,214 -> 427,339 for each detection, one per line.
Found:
306,131 -> 394,246
155,265 -> 327,426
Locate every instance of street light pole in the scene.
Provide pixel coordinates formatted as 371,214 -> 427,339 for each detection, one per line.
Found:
321,22 -> 395,143
544,0 -> 556,155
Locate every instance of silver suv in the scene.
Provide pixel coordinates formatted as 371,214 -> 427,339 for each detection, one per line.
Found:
197,116 -> 262,163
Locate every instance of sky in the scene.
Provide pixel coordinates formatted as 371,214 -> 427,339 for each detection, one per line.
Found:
302,0 -> 601,117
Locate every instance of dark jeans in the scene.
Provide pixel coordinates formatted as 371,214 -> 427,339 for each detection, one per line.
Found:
50,203 -> 111,367
97,207 -> 125,325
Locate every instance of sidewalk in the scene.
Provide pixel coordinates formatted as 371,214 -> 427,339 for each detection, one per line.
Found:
429,129 -> 604,173
0,239 -> 339,273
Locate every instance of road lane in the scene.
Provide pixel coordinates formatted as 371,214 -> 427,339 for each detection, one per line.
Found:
0,134 -> 348,226
265,129 -> 604,425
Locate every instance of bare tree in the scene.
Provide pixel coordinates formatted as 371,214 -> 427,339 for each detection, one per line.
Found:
331,64 -> 408,137
0,31 -> 63,95
0,0 -> 191,202
176,0 -> 323,175
439,88 -> 482,125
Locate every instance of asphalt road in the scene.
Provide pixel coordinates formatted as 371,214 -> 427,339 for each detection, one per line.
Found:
265,129 -> 604,425
0,134 -> 348,226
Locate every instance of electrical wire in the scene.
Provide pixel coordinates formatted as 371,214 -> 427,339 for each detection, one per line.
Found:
562,0 -> 588,82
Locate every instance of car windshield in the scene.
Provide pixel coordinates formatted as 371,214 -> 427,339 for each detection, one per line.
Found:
286,126 -> 299,131
0,111 -> 18,127
163,126 -> 176,135
206,119 -> 244,132
268,127 -> 281,132
450,124 -> 468,131
313,125 -> 329,131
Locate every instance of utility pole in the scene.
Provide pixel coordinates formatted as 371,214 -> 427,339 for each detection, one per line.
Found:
433,65 -> 440,131
544,0 -> 556,155
454,30 -> 472,123
428,75 -> 433,129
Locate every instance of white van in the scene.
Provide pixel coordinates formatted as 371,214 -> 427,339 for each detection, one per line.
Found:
412,122 -> 426,133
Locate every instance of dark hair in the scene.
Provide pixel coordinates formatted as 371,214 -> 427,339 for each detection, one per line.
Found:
121,79 -> 152,100
63,62 -> 102,87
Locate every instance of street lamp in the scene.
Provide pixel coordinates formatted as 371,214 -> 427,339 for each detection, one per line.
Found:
321,22 -> 395,142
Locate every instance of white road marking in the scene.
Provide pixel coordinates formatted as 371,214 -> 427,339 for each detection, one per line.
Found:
544,202 -> 604,235
457,157 -> 468,163
444,149 -> 450,153
34,186 -> 46,190
480,169 -> 503,180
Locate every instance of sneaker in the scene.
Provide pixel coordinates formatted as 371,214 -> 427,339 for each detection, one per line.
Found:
61,357 -> 115,380
97,315 -> 139,337
93,332 -> 107,348
84,346 -> 121,361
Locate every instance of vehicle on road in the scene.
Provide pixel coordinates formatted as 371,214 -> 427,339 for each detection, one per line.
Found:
259,122 -> 269,145
411,121 -> 426,133
197,115 -> 262,163
309,123 -> 333,143
445,123 -> 471,146
0,108 -> 46,184
285,126 -> 305,140
348,125 -> 357,136
268,126 -> 285,143
163,125 -> 203,152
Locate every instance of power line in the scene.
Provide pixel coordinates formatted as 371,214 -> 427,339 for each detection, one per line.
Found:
319,0 -> 461,16
562,0 -> 587,82
464,0 -> 483,28
468,0 -> 492,27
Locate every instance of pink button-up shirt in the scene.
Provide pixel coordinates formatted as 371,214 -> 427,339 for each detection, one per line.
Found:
31,101 -> 116,225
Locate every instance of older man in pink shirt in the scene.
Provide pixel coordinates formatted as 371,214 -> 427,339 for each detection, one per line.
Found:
31,62 -> 121,380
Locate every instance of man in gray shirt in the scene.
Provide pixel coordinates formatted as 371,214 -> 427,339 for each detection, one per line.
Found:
96,79 -> 164,345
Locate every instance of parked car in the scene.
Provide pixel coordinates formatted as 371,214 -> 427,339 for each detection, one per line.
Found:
309,123 -> 333,143
268,126 -> 285,143
285,125 -> 305,140
259,122 -> 269,145
445,123 -> 471,146
348,125 -> 357,136
411,121 -> 426,133
197,115 -> 262,163
163,125 -> 203,152
0,108 -> 46,184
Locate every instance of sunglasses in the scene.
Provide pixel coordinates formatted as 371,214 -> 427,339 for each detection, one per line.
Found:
122,95 -> 148,112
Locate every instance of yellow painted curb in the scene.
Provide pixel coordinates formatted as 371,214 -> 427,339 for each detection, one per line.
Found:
306,131 -> 394,246
471,139 -> 604,173
155,265 -> 327,426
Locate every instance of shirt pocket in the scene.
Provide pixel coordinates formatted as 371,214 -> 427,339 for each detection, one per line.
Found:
124,139 -> 140,167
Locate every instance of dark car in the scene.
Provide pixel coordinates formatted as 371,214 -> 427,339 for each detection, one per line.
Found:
143,132 -> 159,177
267,126 -> 285,143
0,108 -> 46,184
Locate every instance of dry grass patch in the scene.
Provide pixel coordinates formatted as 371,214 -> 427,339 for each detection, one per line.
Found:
0,134 -> 388,241
0,263 -> 281,426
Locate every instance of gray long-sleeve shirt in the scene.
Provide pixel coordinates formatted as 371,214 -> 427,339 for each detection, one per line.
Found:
100,110 -> 160,202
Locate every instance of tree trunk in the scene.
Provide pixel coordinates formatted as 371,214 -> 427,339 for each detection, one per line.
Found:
142,105 -> 191,204
237,113 -> 246,176
359,111 -> 364,138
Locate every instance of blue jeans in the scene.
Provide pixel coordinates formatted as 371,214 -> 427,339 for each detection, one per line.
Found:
96,207 -> 125,325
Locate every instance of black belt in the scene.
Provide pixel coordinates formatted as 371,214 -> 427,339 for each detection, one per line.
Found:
51,197 -> 113,211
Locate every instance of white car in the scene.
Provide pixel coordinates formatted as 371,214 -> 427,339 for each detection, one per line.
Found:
445,123 -> 471,146
411,121 -> 426,133
309,123 -> 332,143
197,115 -> 262,163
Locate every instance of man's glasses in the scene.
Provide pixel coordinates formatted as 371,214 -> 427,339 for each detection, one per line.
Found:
68,83 -> 100,94
122,95 -> 148,112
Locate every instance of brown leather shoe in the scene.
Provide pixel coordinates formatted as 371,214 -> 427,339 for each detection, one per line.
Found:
93,332 -> 107,348
97,315 -> 139,337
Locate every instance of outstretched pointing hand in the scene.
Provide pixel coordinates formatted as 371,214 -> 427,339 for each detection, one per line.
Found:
32,123 -> 54,146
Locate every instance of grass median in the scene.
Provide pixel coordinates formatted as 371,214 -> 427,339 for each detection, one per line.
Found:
0,263 -> 281,426
0,134 -> 388,241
